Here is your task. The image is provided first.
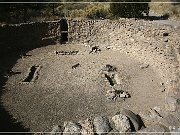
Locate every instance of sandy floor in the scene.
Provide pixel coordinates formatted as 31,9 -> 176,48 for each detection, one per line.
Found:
2,43 -> 166,132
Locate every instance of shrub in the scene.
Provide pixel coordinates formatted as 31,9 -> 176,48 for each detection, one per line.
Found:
110,0 -> 150,18
84,4 -> 110,19
69,9 -> 86,18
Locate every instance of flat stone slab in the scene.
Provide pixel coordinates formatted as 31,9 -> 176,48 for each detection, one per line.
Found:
165,96 -> 179,112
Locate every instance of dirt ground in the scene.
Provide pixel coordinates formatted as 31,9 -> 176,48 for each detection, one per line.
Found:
1,43 -> 166,132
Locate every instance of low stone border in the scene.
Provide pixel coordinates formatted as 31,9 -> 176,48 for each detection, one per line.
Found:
50,108 -> 180,134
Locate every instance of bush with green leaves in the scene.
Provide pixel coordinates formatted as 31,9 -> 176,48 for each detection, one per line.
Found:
84,4 -> 110,19
110,0 -> 150,18
69,9 -> 86,18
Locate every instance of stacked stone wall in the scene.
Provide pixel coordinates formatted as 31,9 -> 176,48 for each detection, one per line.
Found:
67,18 -> 180,113
0,21 -> 60,54
0,18 -> 179,113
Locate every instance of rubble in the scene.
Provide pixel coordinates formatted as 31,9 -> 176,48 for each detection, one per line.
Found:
55,50 -> 79,55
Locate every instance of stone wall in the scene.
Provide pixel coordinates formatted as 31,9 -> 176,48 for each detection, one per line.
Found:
0,18 -> 179,133
67,19 -> 96,43
68,19 -> 179,84
0,18 -> 179,113
67,18 -> 180,113
0,21 -> 60,54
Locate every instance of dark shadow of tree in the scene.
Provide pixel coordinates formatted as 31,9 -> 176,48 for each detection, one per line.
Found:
144,14 -> 169,21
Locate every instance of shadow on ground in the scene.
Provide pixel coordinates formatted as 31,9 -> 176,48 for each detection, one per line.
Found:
0,48 -> 31,133
144,14 -> 169,21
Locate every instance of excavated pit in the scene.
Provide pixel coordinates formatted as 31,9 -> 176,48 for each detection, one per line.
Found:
2,44 -> 167,132
1,19 -> 180,133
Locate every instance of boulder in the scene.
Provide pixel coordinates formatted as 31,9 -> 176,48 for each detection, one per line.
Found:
165,96 -> 178,112
51,125 -> 62,135
93,116 -> 112,134
79,118 -> 94,135
120,109 -> 144,131
63,121 -> 81,135
111,114 -> 131,132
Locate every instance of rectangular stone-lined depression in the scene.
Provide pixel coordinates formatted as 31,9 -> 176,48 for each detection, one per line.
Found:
22,65 -> 41,83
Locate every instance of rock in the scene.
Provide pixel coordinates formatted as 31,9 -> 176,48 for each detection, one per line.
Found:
106,90 -> 117,101
139,108 -> 163,124
55,51 -> 79,55
159,114 -> 180,128
106,89 -> 130,101
113,84 -> 124,91
89,46 -> 101,54
54,51 -> 58,55
101,65 -> 116,73
119,91 -> 130,98
111,114 -> 131,132
165,96 -> 178,112
100,65 -> 121,88
93,116 -> 111,134
120,109 -> 144,131
72,63 -> 81,69
163,32 -> 169,37
79,118 -> 94,135
140,63 -> 149,69
138,124 -> 169,135
113,73 -> 122,85
106,46 -> 111,50
160,83 -> 164,86
164,39 -> 168,42
63,121 -> 81,135
51,125 -> 62,135
103,73 -> 116,86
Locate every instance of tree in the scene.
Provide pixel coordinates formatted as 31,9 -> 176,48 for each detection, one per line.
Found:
0,0 -> 64,23
0,0 -> 45,23
110,0 -> 150,18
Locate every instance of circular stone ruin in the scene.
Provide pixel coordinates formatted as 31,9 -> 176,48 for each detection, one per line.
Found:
1,18 -> 180,133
